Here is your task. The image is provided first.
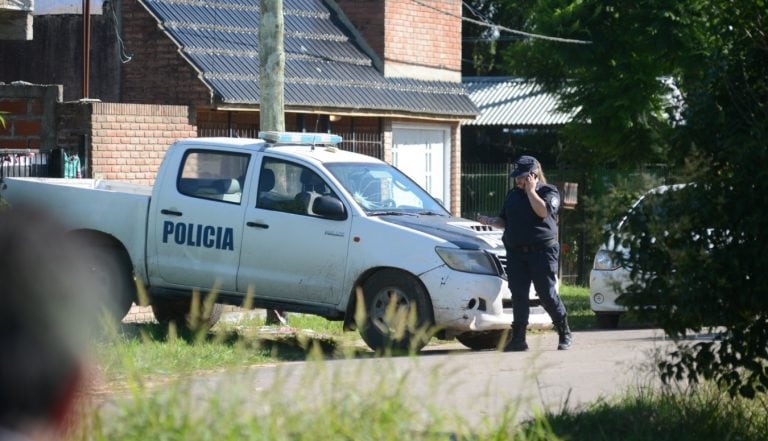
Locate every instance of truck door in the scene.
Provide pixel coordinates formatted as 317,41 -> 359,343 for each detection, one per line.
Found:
238,157 -> 351,305
151,149 -> 250,292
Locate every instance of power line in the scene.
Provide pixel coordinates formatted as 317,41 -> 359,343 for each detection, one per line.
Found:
463,36 -> 526,42
463,1 -> 490,23
106,0 -> 133,63
410,0 -> 592,45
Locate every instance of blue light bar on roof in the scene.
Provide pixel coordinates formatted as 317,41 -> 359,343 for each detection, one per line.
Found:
258,131 -> 343,145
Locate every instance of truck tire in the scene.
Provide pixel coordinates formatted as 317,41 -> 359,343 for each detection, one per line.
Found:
456,330 -> 509,351
359,269 -> 434,353
595,312 -> 621,329
82,246 -> 135,321
151,297 -> 224,330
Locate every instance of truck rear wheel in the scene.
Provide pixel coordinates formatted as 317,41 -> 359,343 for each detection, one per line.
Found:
82,246 -> 135,321
359,269 -> 434,353
151,296 -> 223,330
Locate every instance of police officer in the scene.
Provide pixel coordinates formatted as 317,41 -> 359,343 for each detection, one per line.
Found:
478,155 -> 572,351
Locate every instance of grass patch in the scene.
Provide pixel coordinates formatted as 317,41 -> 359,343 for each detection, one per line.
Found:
97,315 -> 349,384
560,284 -> 654,331
559,284 -> 593,330
95,323 -> 275,383
545,384 -> 768,441
272,313 -> 345,336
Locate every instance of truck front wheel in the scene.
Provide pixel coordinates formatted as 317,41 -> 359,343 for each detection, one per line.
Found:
359,269 -> 434,353
456,330 -> 509,351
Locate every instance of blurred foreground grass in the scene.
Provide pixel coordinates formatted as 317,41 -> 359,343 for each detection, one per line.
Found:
78,284 -> 768,440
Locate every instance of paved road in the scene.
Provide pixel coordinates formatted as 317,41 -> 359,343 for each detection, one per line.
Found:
181,328 -> 715,428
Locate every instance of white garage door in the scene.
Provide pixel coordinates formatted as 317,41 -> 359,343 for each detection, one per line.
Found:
392,126 -> 450,210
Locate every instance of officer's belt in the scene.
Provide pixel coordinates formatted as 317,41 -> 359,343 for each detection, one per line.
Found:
509,239 -> 558,253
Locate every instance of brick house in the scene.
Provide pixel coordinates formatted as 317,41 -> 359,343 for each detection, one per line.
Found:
0,0 -> 477,214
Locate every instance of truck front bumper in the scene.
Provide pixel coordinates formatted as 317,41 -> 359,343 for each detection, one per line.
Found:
420,266 -> 551,338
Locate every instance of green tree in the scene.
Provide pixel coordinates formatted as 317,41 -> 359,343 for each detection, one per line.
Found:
622,0 -> 768,398
462,0 -> 537,76
494,0 -> 768,397
500,0 -> 707,167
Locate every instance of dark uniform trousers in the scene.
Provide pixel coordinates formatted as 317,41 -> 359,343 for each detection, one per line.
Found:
506,242 -> 567,326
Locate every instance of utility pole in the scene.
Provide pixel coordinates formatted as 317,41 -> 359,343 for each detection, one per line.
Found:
259,0 -> 285,132
260,1 -> 286,325
82,0 -> 91,98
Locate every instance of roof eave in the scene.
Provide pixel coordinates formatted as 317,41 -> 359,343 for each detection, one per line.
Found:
211,100 -> 477,122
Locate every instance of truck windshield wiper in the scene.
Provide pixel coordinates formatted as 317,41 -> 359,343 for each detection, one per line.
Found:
368,210 -> 416,216
417,211 -> 444,216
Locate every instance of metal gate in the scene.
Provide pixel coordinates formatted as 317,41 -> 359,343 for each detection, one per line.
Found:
0,148 -> 87,179
1,149 -> 55,178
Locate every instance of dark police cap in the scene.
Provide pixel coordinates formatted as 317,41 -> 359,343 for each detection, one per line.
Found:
511,155 -> 537,178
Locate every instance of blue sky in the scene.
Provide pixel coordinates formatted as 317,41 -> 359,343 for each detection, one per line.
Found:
35,0 -> 103,15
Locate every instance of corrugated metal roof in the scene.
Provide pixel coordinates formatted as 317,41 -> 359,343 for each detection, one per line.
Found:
462,76 -> 576,126
139,0 -> 478,119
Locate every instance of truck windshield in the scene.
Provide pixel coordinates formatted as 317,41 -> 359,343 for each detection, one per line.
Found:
325,163 -> 449,215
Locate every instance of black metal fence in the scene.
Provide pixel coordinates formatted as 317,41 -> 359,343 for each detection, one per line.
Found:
335,132 -> 384,159
461,163 -> 509,218
196,124 -> 386,160
198,123 -> 260,139
0,148 -> 86,179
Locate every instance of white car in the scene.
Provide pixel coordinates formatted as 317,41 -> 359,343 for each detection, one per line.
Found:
589,185 -> 685,328
589,248 -> 630,328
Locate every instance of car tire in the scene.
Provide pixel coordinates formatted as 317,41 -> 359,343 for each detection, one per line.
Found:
595,313 -> 621,329
456,329 -> 509,351
359,269 -> 434,353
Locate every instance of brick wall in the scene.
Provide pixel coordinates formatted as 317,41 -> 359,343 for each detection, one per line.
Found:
58,101 -> 197,185
450,123 -> 461,216
0,83 -> 61,149
121,0 -> 210,106
336,0 -> 385,63
384,0 -> 461,72
337,0 -> 462,81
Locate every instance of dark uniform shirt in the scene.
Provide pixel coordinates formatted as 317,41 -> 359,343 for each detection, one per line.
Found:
499,183 -> 560,248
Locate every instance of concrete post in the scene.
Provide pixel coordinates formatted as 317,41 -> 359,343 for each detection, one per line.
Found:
259,0 -> 285,132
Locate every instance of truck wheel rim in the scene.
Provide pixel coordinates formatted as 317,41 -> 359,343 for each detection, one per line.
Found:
370,287 -> 410,333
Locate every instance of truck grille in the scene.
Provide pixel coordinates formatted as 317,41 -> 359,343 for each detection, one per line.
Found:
490,252 -> 507,279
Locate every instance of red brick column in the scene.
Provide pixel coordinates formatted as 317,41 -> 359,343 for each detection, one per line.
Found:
0,83 -> 61,149
57,101 -> 197,185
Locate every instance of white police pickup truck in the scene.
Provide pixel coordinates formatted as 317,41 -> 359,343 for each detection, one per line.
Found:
0,132 -> 550,352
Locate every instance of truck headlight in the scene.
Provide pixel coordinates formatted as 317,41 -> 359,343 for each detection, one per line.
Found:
593,249 -> 620,270
435,247 -> 500,276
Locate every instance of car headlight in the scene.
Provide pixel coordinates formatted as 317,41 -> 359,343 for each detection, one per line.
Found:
435,247 -> 501,276
593,249 -> 620,270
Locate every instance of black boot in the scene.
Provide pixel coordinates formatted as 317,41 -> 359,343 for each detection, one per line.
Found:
554,316 -> 573,350
503,323 -> 529,352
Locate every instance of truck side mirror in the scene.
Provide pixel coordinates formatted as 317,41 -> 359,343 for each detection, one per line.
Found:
312,195 -> 347,220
